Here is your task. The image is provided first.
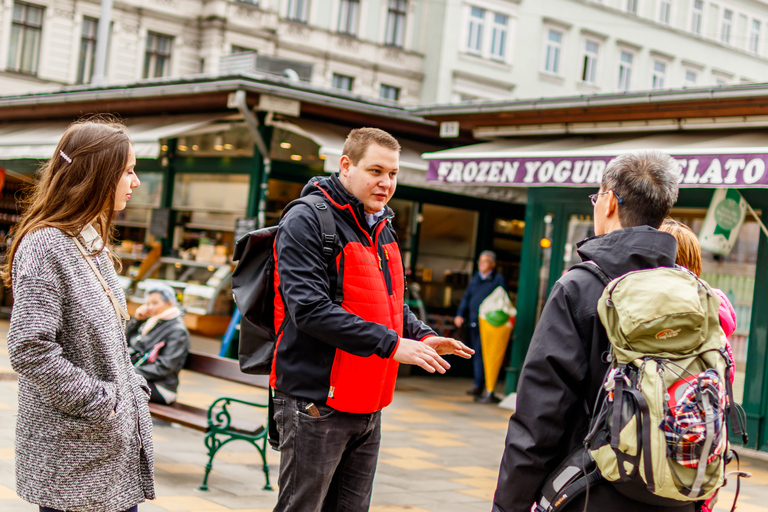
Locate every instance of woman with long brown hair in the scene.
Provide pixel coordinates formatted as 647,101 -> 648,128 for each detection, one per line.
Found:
3,118 -> 155,512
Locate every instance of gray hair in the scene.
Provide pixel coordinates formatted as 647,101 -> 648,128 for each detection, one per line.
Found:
145,282 -> 177,306
479,250 -> 497,263
602,150 -> 679,229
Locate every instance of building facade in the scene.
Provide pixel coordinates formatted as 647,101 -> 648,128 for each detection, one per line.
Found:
4,0 -> 768,104
0,0 -> 426,103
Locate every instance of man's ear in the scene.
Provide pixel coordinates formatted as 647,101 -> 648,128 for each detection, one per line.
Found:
339,155 -> 351,177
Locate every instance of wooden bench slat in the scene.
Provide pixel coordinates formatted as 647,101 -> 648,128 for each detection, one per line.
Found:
184,351 -> 270,388
148,403 -> 207,431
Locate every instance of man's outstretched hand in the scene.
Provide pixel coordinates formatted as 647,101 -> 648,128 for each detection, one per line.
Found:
423,336 -> 474,359
392,337 -> 475,374
392,338 -> 451,374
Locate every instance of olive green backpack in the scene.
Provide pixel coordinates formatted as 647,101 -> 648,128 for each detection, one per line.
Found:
580,262 -> 747,506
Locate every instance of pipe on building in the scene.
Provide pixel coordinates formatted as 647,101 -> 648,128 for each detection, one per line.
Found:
229,90 -> 272,228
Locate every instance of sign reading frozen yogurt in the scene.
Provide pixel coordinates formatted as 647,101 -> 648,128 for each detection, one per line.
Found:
425,153 -> 768,188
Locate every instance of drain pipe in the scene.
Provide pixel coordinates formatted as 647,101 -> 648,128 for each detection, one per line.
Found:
229,90 -> 271,228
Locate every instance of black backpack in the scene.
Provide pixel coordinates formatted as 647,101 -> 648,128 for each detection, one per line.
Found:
231,195 -> 342,375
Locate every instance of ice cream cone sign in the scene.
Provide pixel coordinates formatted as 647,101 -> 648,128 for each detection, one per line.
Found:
478,286 -> 516,396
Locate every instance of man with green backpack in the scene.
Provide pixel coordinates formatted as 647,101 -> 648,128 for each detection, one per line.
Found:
493,150 -> 745,512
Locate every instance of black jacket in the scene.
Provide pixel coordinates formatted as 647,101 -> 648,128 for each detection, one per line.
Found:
126,315 -> 190,393
493,226 -> 693,512
271,174 -> 435,409
457,270 -> 507,326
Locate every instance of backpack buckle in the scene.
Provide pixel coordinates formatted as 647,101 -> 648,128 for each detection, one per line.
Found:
314,203 -> 328,210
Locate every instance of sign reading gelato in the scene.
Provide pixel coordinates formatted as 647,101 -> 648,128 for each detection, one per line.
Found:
425,153 -> 768,188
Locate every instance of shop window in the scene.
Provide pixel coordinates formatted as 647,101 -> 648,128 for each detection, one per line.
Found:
670,213 -> 760,405
338,0 -> 360,36
77,17 -> 98,84
265,179 -> 305,226
414,204 -> 478,314
173,173 -> 249,218
543,29 -> 563,75
8,2 -> 44,75
143,31 -> 172,79
384,0 -> 407,47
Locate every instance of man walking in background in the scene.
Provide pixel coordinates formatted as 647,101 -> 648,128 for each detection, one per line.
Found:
455,250 -> 506,402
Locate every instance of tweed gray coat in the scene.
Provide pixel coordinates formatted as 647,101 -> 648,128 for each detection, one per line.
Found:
7,227 -> 155,512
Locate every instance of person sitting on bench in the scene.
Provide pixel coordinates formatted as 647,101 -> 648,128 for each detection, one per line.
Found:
127,282 -> 190,405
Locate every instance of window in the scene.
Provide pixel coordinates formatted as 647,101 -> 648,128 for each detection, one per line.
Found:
652,60 -> 666,89
384,0 -> 407,47
691,0 -> 703,35
544,29 -> 562,74
77,16 -> 98,84
659,0 -> 671,24
8,2 -> 44,74
332,73 -> 353,90
626,0 -> 637,14
287,0 -> 308,22
684,69 -> 697,86
581,40 -> 599,84
617,51 -> 633,91
338,0 -> 359,35
380,84 -> 400,101
721,9 -> 733,44
143,31 -> 172,79
467,7 -> 484,54
750,20 -> 761,54
490,13 -> 508,60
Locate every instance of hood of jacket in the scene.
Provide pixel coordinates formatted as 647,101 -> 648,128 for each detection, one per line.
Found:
300,173 -> 394,233
576,225 -> 677,278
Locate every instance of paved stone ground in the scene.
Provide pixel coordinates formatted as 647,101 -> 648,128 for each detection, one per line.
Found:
0,318 -> 766,512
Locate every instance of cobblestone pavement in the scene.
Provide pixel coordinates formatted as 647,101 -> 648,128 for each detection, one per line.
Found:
0,319 -> 766,512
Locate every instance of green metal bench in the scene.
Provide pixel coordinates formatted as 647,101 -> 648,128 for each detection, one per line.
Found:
147,350 -> 273,491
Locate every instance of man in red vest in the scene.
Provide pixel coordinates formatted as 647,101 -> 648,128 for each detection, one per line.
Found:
271,127 -> 472,512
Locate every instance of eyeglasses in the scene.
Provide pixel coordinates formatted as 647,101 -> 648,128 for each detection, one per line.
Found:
589,190 -> 623,206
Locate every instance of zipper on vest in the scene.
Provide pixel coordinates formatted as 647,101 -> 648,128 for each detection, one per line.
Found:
374,226 -> 396,327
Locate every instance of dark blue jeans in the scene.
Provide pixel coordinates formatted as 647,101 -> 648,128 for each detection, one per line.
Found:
469,325 -> 485,390
272,391 -> 381,512
40,507 -> 137,512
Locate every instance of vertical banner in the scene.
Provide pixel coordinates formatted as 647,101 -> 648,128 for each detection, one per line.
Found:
699,189 -> 748,256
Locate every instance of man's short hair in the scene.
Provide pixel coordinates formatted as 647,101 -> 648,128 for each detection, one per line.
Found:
479,250 -> 496,263
342,127 -> 401,165
602,150 -> 679,229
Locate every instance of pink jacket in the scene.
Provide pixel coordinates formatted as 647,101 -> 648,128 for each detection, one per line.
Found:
714,288 -> 736,384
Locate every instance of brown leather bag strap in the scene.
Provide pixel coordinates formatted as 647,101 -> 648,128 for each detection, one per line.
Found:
73,237 -> 130,322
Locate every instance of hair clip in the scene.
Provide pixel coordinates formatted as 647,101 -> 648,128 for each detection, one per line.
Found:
59,150 -> 72,164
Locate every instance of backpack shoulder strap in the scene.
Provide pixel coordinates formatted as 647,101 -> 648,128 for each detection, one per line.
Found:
570,260 -> 611,287
283,195 -> 343,304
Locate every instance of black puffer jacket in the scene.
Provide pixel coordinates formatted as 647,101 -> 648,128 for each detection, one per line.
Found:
493,226 -> 695,512
126,315 -> 190,394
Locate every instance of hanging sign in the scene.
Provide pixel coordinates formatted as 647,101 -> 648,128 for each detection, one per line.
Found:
425,153 -> 768,188
699,189 -> 748,256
